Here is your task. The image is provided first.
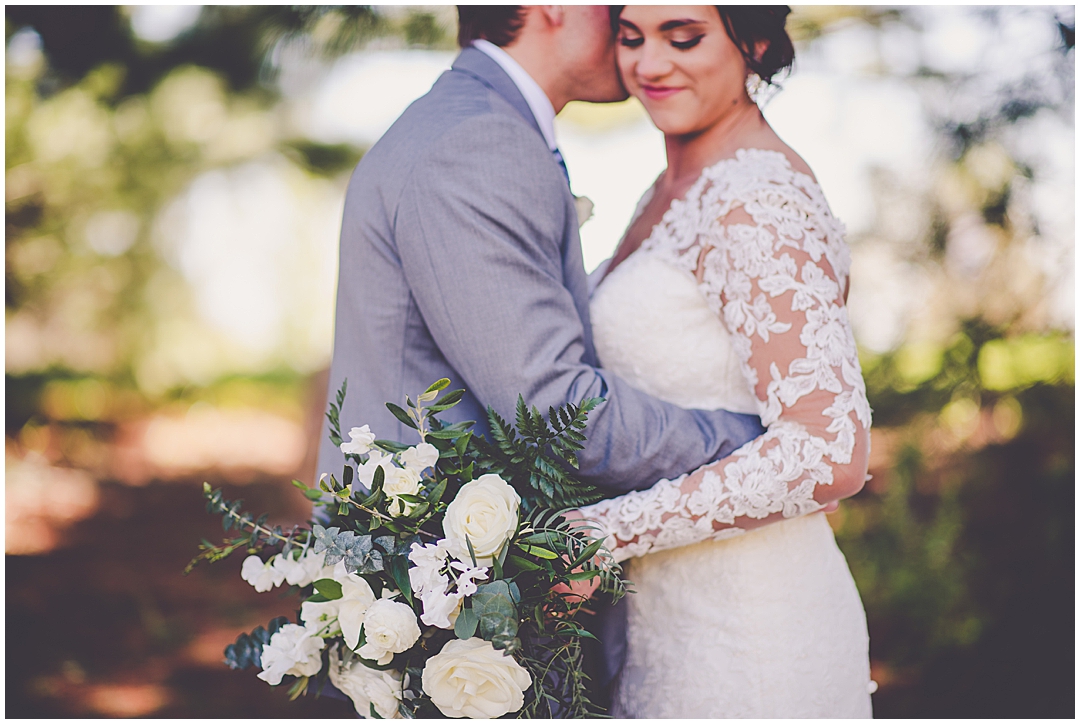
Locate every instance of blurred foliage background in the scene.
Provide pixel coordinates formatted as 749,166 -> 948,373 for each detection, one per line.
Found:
5,5 -> 1074,718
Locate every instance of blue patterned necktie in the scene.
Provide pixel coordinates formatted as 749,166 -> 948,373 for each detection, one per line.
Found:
552,147 -> 570,187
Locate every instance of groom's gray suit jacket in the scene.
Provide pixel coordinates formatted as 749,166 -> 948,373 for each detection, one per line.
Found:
317,46 -> 763,687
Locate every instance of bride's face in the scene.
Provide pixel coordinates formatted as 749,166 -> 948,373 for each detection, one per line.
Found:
616,6 -> 751,137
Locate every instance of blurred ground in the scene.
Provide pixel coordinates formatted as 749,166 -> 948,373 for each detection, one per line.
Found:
6,372 -> 358,718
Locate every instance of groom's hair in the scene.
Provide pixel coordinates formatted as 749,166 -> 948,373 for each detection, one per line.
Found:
457,6 -> 527,48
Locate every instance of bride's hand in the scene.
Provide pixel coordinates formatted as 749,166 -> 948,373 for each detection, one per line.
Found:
551,509 -> 604,606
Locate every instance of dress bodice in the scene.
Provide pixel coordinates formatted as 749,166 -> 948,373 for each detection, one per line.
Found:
590,251 -> 760,415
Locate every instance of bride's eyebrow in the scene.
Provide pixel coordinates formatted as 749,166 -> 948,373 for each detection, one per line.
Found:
618,19 -> 643,33
658,19 -> 707,32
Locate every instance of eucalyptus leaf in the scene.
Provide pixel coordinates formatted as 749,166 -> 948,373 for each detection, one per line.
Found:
454,607 -> 479,639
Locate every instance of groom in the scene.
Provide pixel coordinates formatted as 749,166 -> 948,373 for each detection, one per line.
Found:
317,5 -> 764,696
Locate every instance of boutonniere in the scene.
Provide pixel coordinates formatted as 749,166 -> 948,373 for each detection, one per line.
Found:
574,195 -> 594,229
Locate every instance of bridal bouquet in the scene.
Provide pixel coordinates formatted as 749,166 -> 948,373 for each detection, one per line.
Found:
187,379 -> 626,718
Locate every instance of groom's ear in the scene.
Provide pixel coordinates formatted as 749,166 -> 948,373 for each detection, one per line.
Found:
537,6 -> 565,29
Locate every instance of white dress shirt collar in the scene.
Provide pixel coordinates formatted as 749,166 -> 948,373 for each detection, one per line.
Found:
472,39 -> 558,152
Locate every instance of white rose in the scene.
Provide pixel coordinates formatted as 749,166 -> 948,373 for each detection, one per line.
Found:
358,598 -> 421,665
273,548 -> 326,587
422,638 -> 532,718
328,646 -> 405,719
341,425 -> 376,456
256,623 -> 326,685
241,554 -> 285,592
382,465 -> 422,516
443,474 -> 520,564
399,442 -> 439,472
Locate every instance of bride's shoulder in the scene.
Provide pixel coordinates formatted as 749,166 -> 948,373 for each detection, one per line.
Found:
717,146 -> 816,188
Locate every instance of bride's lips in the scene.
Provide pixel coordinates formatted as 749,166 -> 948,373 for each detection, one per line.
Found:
640,84 -> 682,101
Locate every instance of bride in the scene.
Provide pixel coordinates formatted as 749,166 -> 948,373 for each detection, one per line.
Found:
573,5 -> 874,718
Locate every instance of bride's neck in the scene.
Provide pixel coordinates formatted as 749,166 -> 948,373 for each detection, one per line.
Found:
662,99 -> 768,185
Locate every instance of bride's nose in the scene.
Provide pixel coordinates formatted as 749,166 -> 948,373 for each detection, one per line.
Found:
634,39 -> 675,82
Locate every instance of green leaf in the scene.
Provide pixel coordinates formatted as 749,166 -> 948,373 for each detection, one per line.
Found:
569,539 -> 604,569
387,555 -> 413,606
424,428 -> 462,440
427,388 -> 465,412
471,581 -> 519,650
507,554 -> 541,571
313,578 -> 343,600
428,478 -> 448,505
304,488 -> 324,501
291,479 -> 307,490
565,569 -> 600,581
465,536 -> 478,567
395,494 -> 424,504
374,439 -> 409,453
519,543 -> 559,560
287,676 -> 309,700
454,607 -> 479,639
424,378 -> 452,394
386,403 -> 418,430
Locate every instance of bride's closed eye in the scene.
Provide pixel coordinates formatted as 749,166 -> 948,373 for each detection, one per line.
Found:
671,34 -> 705,50
620,34 -> 644,48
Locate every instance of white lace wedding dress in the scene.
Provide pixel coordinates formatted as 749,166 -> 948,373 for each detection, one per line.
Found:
581,149 -> 874,718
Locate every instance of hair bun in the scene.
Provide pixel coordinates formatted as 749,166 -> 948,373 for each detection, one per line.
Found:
717,5 -> 796,84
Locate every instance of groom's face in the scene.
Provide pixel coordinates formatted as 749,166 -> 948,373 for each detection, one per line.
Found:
559,6 -> 629,103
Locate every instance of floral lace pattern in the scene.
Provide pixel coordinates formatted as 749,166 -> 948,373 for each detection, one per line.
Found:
582,148 -> 872,562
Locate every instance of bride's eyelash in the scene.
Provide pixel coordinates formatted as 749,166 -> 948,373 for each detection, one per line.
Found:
620,36 -> 644,48
672,35 -> 705,50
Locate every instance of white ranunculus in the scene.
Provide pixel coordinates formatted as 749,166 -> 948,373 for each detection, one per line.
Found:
443,474 -> 521,564
382,465 -> 422,516
257,623 -> 326,685
328,646 -> 405,719
241,554 -> 286,592
399,442 -> 439,472
422,638 -> 532,718
356,450 -> 392,488
358,598 -> 421,665
341,425 -> 377,456
273,548 -> 326,587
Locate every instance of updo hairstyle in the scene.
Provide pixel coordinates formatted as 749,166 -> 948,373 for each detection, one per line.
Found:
716,6 -> 795,84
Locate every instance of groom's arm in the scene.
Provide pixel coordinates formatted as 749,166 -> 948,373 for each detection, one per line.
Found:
395,115 -> 762,494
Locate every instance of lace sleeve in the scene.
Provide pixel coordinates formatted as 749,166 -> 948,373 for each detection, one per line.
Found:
580,185 -> 872,562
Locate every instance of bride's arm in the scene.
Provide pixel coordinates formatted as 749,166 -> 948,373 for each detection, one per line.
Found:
579,201 -> 871,562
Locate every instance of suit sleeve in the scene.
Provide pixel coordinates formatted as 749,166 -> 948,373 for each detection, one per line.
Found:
394,115 -> 763,494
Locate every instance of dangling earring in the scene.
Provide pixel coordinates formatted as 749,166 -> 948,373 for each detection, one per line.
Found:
745,71 -> 766,105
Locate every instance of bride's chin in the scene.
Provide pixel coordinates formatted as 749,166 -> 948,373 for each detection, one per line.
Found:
647,113 -> 698,137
